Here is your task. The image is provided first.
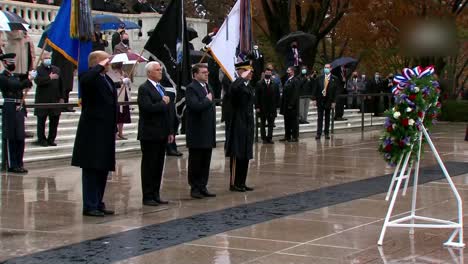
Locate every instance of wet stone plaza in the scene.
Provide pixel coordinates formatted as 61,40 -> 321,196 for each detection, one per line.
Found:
1,123 -> 467,264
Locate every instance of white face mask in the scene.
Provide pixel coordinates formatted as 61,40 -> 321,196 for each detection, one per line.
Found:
43,59 -> 52,67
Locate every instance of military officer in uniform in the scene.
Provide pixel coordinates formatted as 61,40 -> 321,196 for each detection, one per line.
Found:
225,61 -> 255,192
0,53 -> 34,173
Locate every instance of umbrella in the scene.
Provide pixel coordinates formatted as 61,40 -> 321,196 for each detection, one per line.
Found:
187,27 -> 198,41
93,14 -> 123,26
190,50 -> 211,63
276,31 -> 315,52
330,57 -> 358,69
100,20 -> 141,31
110,52 -> 148,64
0,10 -> 29,31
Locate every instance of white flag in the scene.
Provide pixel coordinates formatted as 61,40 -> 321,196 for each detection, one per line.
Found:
207,0 -> 240,81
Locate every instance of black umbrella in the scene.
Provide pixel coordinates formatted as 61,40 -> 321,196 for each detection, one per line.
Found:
0,10 -> 29,31
330,57 -> 358,69
187,27 -> 198,41
93,14 -> 123,25
276,31 -> 315,52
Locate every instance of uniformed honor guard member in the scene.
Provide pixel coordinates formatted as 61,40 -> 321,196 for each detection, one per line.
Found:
0,53 -> 33,174
225,61 -> 255,192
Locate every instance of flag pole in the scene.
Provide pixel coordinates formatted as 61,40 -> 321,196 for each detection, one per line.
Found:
128,48 -> 145,77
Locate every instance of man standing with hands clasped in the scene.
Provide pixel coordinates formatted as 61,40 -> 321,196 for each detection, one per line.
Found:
312,63 -> 338,140
137,61 -> 173,206
185,63 -> 217,199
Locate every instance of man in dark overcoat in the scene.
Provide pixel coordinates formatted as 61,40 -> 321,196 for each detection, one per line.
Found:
71,51 -> 117,217
185,63 -> 217,199
255,68 -> 280,144
311,63 -> 338,140
34,51 -> 64,147
225,61 -> 255,192
280,66 -> 300,142
0,53 -> 33,174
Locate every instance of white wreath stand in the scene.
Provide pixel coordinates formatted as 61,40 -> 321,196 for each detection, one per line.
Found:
378,124 -> 465,248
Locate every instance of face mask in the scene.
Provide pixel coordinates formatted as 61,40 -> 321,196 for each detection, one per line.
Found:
301,69 -> 307,75
122,39 -> 129,45
43,59 -> 52,67
264,74 -> 271,79
291,44 -> 297,48
324,68 -> 330,74
362,75 -> 366,79
6,64 -> 15,72
375,75 -> 380,79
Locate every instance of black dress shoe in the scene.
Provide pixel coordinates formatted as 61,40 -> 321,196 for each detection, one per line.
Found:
201,189 -> 216,197
99,209 -> 115,215
25,132 -> 34,138
154,197 -> 169,204
315,135 -> 321,140
325,135 -> 331,140
304,121 -> 310,124
290,138 -> 298,142
229,185 -> 246,192
48,141 -> 57,146
243,186 -> 254,191
191,190 -> 204,199
35,140 -> 48,147
8,168 -> 28,174
279,138 -> 290,142
167,150 -> 183,157
143,200 -> 159,206
266,140 -> 274,144
83,210 -> 105,217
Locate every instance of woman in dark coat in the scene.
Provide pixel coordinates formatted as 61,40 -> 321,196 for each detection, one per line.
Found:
224,61 -> 255,192
71,51 -> 117,217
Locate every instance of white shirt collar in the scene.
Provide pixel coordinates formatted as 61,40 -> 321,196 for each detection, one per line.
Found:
148,79 -> 159,88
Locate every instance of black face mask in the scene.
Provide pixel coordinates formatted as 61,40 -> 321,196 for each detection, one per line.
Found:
122,39 -> 129,45
5,64 -> 15,72
291,44 -> 297,48
264,74 -> 271,79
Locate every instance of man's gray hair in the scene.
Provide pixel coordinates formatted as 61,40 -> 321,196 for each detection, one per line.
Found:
145,61 -> 161,74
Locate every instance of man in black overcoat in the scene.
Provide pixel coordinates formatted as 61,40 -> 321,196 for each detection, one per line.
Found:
0,53 -> 33,174
185,63 -> 217,199
255,68 -> 280,144
34,51 -> 64,147
137,61 -> 174,206
280,66 -> 300,142
225,61 -> 255,192
71,51 -> 117,217
366,71 -> 386,116
312,63 -> 338,140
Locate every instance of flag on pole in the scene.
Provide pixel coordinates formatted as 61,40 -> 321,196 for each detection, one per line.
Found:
144,0 -> 191,118
208,0 -> 252,81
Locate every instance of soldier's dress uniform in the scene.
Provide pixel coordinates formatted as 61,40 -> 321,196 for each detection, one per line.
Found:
0,53 -> 32,173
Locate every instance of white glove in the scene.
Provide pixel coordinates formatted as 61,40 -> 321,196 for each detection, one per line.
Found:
122,78 -> 131,86
29,70 -> 37,79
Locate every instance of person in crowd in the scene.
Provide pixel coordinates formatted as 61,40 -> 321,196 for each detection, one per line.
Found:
185,63 -> 217,199
256,68 -> 280,144
113,32 -> 131,54
250,44 -> 264,85
312,63 -> 338,140
0,53 -> 33,174
5,31 -> 29,74
384,73 -> 394,108
111,26 -> 125,52
202,27 -> 218,45
298,65 -> 312,124
220,72 -> 232,125
333,66 -> 347,121
346,71 -> 365,109
280,66 -> 300,142
92,24 -> 108,52
225,61 -> 255,192
34,51 -> 63,147
285,41 -> 302,68
137,61 -> 173,206
52,51 -> 75,112
366,71 -> 386,116
160,71 -> 183,157
133,0 -> 157,13
156,0 -> 167,13
265,62 -> 282,88
71,51 -> 117,217
107,62 -> 132,140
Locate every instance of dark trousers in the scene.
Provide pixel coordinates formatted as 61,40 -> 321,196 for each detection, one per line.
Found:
260,115 -> 275,141
37,114 -> 60,143
334,96 -> 345,118
82,168 -> 108,211
188,148 -> 212,191
229,157 -> 249,188
284,110 -> 299,139
140,140 -> 166,201
3,139 -> 25,169
317,106 -> 331,136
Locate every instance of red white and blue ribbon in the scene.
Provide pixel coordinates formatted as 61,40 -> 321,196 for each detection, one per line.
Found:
392,66 -> 435,95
